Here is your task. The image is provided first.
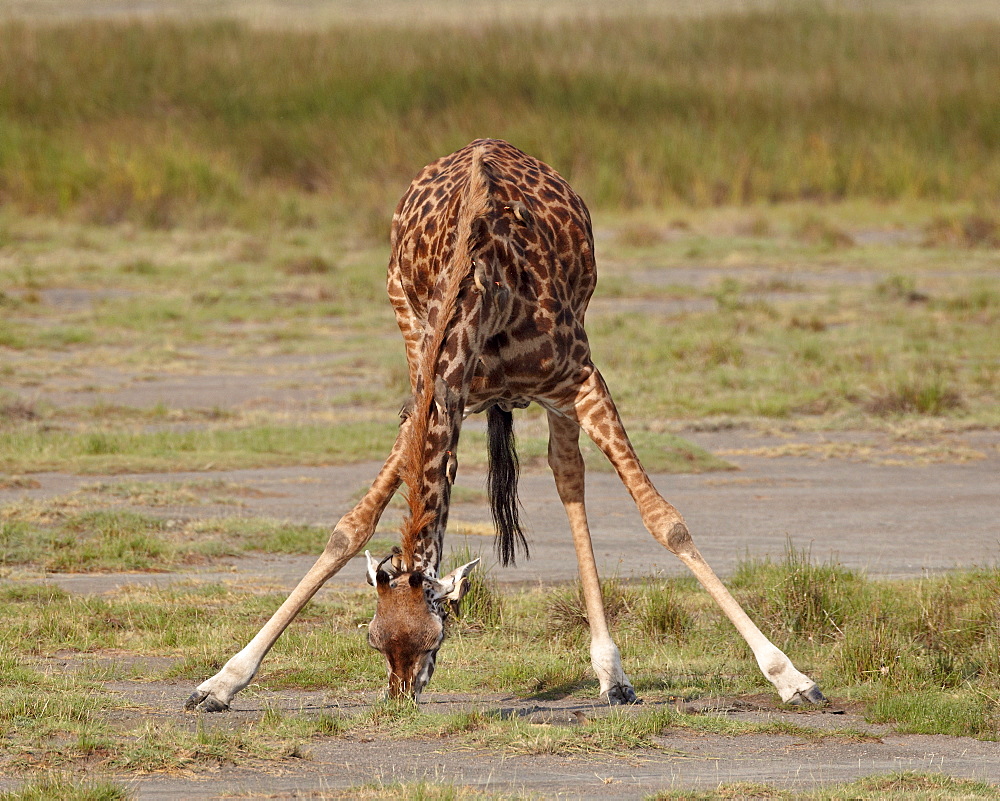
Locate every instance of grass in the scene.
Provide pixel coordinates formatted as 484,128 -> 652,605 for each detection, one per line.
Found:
3,9 -> 1000,229
0,422 -> 402,475
0,417 -> 731,476
0,548 -> 998,792
1,195 -> 997,446
0,775 -> 131,801
588,267 -> 999,425
650,772 -> 1000,800
729,542 -> 860,646
0,503 -> 353,571
1,548 -> 998,739
332,783 -> 524,801
2,492 -> 998,744
286,771 -> 1000,800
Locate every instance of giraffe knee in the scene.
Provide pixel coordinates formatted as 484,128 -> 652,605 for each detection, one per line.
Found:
666,522 -> 692,555
324,528 -> 367,559
325,530 -> 351,555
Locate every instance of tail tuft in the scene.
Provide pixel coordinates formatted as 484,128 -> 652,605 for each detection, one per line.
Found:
487,405 -> 528,566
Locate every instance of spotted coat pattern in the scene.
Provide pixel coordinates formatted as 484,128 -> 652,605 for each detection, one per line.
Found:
387,138 -> 604,575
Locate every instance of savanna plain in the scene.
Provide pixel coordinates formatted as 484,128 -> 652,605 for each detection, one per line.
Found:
1,2 -> 1000,798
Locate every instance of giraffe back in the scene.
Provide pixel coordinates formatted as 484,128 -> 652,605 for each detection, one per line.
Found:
388,139 -> 598,408
387,140 -> 600,575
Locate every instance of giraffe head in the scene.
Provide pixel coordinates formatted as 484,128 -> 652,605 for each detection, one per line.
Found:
365,550 -> 479,700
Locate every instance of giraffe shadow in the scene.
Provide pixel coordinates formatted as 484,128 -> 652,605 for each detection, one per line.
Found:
493,704 -> 592,726
524,680 -> 594,702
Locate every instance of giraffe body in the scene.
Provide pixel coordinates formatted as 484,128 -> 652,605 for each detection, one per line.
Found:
388,140 -> 600,577
186,140 -> 825,711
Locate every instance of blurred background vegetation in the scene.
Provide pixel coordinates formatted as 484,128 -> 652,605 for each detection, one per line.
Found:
1,1 -> 998,435
2,2 -> 1000,235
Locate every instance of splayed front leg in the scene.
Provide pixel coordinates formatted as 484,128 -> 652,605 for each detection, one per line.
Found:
186,525 -> 368,712
671,529 -> 826,706
186,423 -> 408,712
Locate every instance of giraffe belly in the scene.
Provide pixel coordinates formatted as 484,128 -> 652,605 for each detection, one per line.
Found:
466,352 -> 587,413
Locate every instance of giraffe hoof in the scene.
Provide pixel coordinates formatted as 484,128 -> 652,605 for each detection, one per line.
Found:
602,684 -> 641,706
788,684 -> 827,706
185,690 -> 230,713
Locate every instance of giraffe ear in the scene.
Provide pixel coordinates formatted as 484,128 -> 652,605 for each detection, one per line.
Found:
365,551 -> 379,586
427,558 -> 480,603
365,550 -> 393,588
367,548 -> 406,588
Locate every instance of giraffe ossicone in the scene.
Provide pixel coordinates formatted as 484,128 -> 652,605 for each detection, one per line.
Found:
185,139 -> 826,713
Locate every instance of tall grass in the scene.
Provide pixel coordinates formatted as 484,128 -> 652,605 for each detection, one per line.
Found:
2,9 -> 1000,228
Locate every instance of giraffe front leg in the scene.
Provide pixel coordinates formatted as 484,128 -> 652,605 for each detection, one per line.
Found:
185,422 -> 408,712
546,411 -> 638,705
562,369 -> 826,706
185,517 -> 386,712
184,528 -> 363,712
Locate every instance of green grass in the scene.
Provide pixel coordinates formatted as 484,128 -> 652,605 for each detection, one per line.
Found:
1,199 -> 996,441
0,419 -> 731,476
0,422 -> 401,474
4,9 -> 998,450
2,9 -> 1000,229
3,548 -> 998,741
588,268 -> 1000,425
0,775 -> 131,801
0,492 -> 358,570
0,506 -> 351,571
0,551 -> 998,792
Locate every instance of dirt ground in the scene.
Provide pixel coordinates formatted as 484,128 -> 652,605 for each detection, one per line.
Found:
78,682 -> 1000,799
4,428 -> 1000,798
12,428 -> 1000,593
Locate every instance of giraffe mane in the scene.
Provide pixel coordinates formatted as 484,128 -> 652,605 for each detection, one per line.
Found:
399,146 -> 493,572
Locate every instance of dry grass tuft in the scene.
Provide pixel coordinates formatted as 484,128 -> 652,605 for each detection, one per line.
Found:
793,214 -> 855,249
866,376 -> 964,417
923,211 -> 1000,248
0,395 -> 38,425
547,576 -> 636,635
280,255 -> 335,275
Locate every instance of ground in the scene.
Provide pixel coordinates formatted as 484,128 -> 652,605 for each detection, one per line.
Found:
57,684 -> 1000,798
3,204 -> 1000,796
4,430 -> 999,798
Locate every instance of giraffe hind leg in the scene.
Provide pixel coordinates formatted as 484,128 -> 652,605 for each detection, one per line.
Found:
553,369 -> 826,706
546,410 -> 638,705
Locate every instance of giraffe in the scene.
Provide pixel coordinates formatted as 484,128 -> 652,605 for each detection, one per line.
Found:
186,139 -> 826,711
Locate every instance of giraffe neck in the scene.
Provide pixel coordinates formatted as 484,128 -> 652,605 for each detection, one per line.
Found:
405,399 -> 461,577
398,148 -> 492,576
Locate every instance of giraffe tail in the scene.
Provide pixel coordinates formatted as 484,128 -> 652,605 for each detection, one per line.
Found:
487,405 -> 528,566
